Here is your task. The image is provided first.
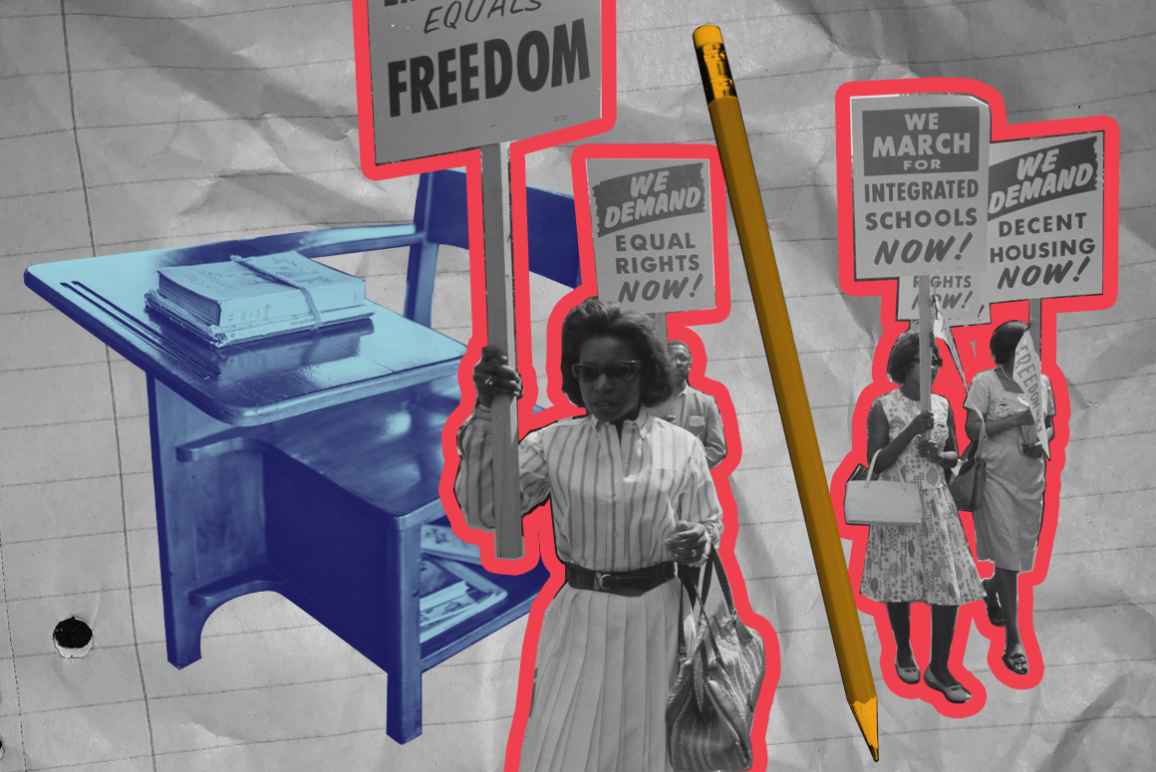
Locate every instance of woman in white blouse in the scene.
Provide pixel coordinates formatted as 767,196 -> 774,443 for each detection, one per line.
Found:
455,298 -> 723,772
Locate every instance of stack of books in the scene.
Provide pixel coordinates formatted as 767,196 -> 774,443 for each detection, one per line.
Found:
421,523 -> 483,565
418,556 -> 507,644
201,324 -> 370,380
145,251 -> 372,348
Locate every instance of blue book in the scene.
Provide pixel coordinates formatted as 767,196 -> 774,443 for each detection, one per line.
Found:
157,251 -> 365,327
145,289 -> 373,348
206,322 -> 371,380
418,559 -> 469,611
421,523 -> 483,565
418,559 -> 508,643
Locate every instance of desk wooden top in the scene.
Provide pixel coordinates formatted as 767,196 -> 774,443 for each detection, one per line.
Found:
269,375 -> 462,520
25,246 -> 465,427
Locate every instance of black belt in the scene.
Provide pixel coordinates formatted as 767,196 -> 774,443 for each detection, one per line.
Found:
564,562 -> 677,597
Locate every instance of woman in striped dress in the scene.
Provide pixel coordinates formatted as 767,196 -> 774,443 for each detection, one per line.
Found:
456,298 -> 723,772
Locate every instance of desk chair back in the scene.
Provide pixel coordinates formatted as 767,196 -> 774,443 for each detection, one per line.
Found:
185,170 -> 582,329
407,169 -> 583,326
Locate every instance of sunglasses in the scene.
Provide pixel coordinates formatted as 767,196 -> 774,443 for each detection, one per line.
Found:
571,360 -> 642,383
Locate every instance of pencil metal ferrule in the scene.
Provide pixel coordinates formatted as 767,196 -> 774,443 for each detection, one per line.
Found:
694,36 -> 736,104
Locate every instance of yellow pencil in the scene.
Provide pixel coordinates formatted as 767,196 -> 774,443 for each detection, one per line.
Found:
693,25 -> 880,763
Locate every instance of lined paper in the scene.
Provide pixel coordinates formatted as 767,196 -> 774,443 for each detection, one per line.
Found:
0,0 -> 1152,769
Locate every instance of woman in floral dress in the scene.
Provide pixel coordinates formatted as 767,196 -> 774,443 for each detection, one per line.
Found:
861,331 -> 985,703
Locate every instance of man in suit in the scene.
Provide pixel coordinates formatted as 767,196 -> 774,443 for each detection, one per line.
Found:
657,340 -> 727,468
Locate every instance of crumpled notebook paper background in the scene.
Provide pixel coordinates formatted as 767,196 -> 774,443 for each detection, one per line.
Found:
1,0 -> 1153,769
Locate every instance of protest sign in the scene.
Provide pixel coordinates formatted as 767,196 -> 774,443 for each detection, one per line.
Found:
362,0 -> 602,165
851,94 -> 990,280
586,158 -> 715,314
355,0 -> 609,560
1012,330 -> 1049,458
987,133 -> 1105,303
896,272 -> 991,325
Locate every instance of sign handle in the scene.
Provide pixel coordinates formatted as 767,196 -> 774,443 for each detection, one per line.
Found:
1028,299 -> 1049,460
649,312 -> 668,344
918,275 -> 932,412
480,142 -> 523,559
1029,298 -> 1042,356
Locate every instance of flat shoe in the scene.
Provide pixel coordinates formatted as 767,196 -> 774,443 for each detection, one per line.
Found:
924,668 -> 971,704
1002,650 -> 1029,676
895,659 -> 920,685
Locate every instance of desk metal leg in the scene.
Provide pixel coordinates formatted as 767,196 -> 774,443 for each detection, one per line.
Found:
385,522 -> 423,742
148,377 -> 276,667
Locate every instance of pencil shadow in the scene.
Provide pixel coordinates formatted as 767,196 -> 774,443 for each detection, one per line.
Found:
1037,674 -> 1127,769
188,169 -> 392,227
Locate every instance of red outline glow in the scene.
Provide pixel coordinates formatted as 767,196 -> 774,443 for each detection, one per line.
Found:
438,140 -> 783,770
833,77 -> 1119,717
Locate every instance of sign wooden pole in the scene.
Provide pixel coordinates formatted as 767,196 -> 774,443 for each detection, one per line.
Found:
918,275 -> 932,411
480,142 -> 522,559
1029,298 -> 1042,356
649,313 -> 668,344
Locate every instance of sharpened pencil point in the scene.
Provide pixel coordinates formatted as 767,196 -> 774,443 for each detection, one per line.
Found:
851,698 -> 880,762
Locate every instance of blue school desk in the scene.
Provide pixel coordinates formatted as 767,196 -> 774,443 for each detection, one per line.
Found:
23,170 -> 582,743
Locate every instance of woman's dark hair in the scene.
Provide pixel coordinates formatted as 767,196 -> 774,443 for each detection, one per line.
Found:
560,297 -> 674,408
990,320 -> 1029,365
886,330 -> 941,383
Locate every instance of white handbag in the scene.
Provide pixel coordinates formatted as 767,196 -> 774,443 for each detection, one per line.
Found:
844,450 -> 924,526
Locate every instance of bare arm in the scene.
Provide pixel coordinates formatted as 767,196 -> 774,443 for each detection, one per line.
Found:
866,401 -> 931,475
965,407 -> 983,444
944,404 -> 958,457
964,372 -> 1031,439
985,409 -> 1034,437
937,404 -> 960,477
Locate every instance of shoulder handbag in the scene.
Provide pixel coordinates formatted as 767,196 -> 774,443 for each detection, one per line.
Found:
667,551 -> 765,772
843,450 -> 924,526
949,415 -> 987,512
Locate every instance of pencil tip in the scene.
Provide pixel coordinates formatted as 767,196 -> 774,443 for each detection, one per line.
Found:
851,698 -> 879,762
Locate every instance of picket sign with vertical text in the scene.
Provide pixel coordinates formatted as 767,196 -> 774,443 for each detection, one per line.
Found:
1012,330 -> 1049,458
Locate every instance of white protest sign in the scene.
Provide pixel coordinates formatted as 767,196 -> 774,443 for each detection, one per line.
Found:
587,158 -> 715,314
851,94 -> 989,279
1012,330 -> 1049,458
896,272 -> 992,325
365,0 -> 602,164
987,133 -> 1105,303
